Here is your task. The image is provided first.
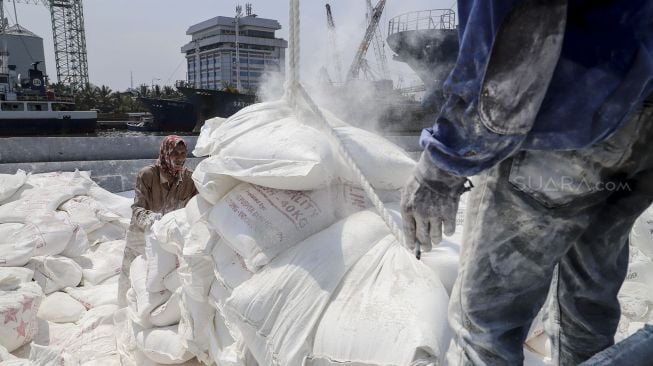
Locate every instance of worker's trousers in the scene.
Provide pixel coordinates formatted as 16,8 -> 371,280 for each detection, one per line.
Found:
446,98 -> 653,366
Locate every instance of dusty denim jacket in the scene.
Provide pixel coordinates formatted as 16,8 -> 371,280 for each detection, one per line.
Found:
421,0 -> 653,176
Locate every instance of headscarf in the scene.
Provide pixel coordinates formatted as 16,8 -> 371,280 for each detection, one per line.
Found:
156,135 -> 187,182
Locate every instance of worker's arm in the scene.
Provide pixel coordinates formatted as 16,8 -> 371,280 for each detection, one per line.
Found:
423,0 -> 567,176
132,167 -> 161,230
402,0 -> 568,250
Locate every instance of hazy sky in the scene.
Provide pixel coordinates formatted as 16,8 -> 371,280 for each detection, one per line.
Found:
16,0 -> 454,90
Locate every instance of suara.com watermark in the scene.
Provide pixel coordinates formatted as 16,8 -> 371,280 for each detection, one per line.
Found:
512,176 -> 632,193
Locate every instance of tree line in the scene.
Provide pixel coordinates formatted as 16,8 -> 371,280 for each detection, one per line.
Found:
48,82 -> 185,114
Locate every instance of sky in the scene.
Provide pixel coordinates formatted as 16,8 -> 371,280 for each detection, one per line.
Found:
16,0 -> 454,91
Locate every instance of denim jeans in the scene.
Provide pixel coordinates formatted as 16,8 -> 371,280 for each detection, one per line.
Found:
446,99 -> 653,365
579,324 -> 653,365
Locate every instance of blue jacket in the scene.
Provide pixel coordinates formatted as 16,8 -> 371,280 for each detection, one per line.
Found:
421,0 -> 653,176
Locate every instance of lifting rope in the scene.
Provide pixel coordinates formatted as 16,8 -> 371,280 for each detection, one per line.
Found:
285,0 -> 408,250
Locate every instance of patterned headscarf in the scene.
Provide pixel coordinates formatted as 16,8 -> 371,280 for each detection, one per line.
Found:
157,135 -> 187,181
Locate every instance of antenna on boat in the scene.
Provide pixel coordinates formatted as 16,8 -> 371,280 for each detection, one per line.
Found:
234,5 -> 243,91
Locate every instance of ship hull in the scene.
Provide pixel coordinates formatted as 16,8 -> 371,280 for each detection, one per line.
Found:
177,87 -> 255,124
0,110 -> 97,136
137,97 -> 196,132
0,117 -> 97,136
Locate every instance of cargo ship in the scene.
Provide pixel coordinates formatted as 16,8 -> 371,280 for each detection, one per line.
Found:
134,85 -> 256,132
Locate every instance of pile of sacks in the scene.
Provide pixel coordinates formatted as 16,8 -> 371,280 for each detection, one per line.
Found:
117,100 -> 460,366
0,170 -> 132,365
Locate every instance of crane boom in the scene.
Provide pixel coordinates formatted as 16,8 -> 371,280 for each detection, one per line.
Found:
346,0 -> 386,81
325,3 -> 343,83
365,0 -> 388,77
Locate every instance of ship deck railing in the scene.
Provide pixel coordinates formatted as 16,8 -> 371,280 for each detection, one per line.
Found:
17,94 -> 75,103
388,9 -> 457,37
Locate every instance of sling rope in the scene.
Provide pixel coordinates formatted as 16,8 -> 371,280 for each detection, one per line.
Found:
285,0 -> 407,249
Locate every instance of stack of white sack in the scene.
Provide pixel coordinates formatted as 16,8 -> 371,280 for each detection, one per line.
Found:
0,170 -> 132,364
175,100 -> 456,366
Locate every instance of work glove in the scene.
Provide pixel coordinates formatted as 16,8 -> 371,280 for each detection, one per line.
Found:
145,212 -> 162,228
401,152 -> 472,256
135,209 -> 162,230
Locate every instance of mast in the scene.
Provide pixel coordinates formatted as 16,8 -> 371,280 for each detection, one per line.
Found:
234,5 -> 242,91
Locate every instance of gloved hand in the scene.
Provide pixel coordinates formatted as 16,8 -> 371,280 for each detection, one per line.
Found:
401,152 -> 472,254
145,212 -> 162,228
135,209 -> 162,230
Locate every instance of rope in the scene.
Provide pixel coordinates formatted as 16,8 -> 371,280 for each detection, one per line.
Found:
286,0 -> 407,249
286,0 -> 300,106
296,85 -> 407,247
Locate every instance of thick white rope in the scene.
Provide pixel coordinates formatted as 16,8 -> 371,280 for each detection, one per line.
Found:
296,85 -> 407,247
287,0 -> 300,106
285,0 -> 406,248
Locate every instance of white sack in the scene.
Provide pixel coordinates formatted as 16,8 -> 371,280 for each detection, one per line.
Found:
209,183 -> 339,271
37,292 -> 86,323
184,220 -> 218,258
73,240 -> 125,286
179,291 -> 214,364
0,172 -> 91,221
223,210 -> 391,366
178,255 -> 214,302
149,289 -> 182,327
87,220 -> 128,245
618,281 -> 653,321
135,324 -> 194,365
0,282 -> 43,352
420,240 -> 461,296
27,256 -> 82,294
630,207 -> 653,259
184,194 -> 213,226
309,242 -> 451,366
212,239 -> 252,291
87,181 -> 133,219
151,209 -> 190,256
163,270 -> 182,293
193,117 -> 227,157
65,283 -> 118,309
0,223 -> 38,267
0,268 -> 32,284
59,224 -> 91,258
0,170 -> 27,203
197,100 -> 414,191
129,256 -> 171,327
626,261 -> 653,285
59,195 -> 119,234
191,161 -> 240,205
31,305 -> 119,365
145,229 -> 178,293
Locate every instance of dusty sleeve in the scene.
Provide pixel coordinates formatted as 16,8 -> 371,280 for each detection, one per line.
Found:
132,168 -> 156,230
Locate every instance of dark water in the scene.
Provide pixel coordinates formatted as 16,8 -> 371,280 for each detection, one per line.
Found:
95,129 -> 198,137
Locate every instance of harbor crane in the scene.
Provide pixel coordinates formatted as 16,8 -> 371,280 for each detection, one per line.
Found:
325,3 -> 344,83
346,0 -> 386,81
1,0 -> 89,89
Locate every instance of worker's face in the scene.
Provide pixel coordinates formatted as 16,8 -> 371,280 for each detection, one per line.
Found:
169,144 -> 187,169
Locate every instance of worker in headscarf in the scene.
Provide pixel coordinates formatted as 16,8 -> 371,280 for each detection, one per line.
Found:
118,135 -> 198,307
401,1 -> 653,365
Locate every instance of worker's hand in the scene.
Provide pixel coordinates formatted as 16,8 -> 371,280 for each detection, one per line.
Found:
401,152 -> 471,252
144,212 -> 162,229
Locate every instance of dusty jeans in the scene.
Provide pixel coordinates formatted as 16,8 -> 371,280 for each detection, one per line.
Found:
446,99 -> 653,365
579,324 -> 653,365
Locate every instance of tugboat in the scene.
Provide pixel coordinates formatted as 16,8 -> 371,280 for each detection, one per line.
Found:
0,58 -> 97,136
